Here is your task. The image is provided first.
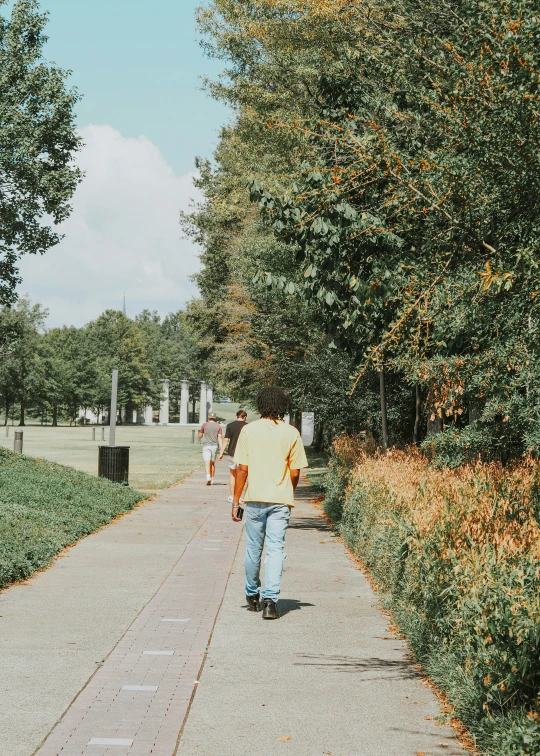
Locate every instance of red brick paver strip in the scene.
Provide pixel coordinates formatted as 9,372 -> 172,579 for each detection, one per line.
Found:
37,467 -> 241,756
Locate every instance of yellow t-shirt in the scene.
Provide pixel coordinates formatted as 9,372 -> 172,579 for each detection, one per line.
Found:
234,418 -> 308,506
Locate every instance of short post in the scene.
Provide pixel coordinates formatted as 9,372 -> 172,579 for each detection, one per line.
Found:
92,428 -> 96,441
191,429 -> 195,444
101,427 -> 105,441
14,429 -> 23,454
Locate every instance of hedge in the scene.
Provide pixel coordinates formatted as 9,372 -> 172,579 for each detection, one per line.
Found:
323,438 -> 540,755
0,447 -> 145,588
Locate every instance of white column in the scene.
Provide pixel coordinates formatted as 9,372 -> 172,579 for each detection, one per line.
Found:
206,384 -> 213,415
180,380 -> 190,424
199,381 -> 207,424
301,412 -> 315,446
159,380 -> 170,425
144,405 -> 153,425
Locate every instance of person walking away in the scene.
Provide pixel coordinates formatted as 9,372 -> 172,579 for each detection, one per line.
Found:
232,387 -> 308,619
219,409 -> 248,504
199,412 -> 222,486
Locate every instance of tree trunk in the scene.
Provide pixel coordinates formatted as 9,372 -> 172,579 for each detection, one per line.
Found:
314,421 -> 325,452
19,403 -> 25,427
3,395 -> 8,426
379,367 -> 388,451
52,405 -> 58,427
413,384 -> 421,444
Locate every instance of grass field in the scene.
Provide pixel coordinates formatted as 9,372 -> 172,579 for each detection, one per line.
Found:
0,404 -> 259,491
0,447 -> 144,588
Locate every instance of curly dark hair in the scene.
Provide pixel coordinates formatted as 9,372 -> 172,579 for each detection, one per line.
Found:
256,386 -> 290,421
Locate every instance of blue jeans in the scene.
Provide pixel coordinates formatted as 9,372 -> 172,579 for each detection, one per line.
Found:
244,503 -> 290,603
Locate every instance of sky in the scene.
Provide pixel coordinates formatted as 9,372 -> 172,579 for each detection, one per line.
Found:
13,0 -> 231,327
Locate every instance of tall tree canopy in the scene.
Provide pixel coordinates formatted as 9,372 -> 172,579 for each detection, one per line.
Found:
0,0 -> 82,305
188,0 -> 540,460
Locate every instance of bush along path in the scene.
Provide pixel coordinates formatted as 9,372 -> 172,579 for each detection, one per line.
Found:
323,438 -> 540,756
0,447 -> 144,588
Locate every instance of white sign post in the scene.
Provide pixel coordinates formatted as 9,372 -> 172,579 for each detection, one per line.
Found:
301,412 -> 315,447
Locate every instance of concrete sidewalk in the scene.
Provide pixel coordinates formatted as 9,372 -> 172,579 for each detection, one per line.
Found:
177,481 -> 468,756
0,462 -> 234,756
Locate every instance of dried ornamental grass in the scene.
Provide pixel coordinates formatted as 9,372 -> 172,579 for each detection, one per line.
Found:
325,441 -> 540,754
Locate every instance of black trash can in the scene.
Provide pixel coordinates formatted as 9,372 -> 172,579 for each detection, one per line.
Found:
98,446 -> 130,484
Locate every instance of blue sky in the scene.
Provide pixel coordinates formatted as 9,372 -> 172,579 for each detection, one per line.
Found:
41,0 -> 230,175
12,0 -> 232,326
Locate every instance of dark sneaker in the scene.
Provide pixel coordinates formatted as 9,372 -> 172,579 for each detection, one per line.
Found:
261,599 -> 280,620
246,594 -> 261,612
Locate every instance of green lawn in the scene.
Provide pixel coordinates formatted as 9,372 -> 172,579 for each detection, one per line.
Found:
0,447 -> 145,588
0,404 -> 259,491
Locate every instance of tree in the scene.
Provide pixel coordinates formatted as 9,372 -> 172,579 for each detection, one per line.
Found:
37,326 -> 95,425
85,311 -> 151,422
245,0 -> 540,459
0,297 -> 47,425
135,309 -> 202,418
0,0 -> 82,305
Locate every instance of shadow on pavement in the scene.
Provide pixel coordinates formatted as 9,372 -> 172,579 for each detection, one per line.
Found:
289,517 -> 331,532
294,653 -> 420,680
279,599 -> 316,617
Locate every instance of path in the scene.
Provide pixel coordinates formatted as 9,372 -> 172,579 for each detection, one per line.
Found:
0,464 -> 238,756
177,482 -> 467,756
1,464 -> 468,756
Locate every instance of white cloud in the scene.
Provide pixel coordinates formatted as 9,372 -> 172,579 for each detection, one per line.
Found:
17,124 -> 202,327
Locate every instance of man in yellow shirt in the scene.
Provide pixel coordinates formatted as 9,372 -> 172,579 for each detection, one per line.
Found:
233,386 -> 308,619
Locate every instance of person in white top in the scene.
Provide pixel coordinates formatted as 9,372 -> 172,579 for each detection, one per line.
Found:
198,412 -> 222,485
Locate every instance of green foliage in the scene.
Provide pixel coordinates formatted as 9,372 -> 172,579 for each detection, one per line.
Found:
85,310 -> 151,415
0,301 -> 201,426
0,296 -> 47,425
135,309 -> 202,410
0,446 -> 144,588
0,0 -> 82,305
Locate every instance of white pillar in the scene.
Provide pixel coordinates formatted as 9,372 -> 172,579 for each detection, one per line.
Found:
159,380 -> 169,425
301,412 -> 315,446
180,380 -> 190,425
206,384 -> 213,415
199,381 -> 207,424
144,405 -> 153,425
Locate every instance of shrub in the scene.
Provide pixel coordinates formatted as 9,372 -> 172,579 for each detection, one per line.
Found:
322,434 -> 371,523
324,445 -> 540,754
0,448 -> 145,588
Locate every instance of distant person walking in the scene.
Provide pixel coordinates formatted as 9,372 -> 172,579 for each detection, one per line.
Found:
219,409 -> 248,504
232,387 -> 308,620
199,412 -> 222,486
